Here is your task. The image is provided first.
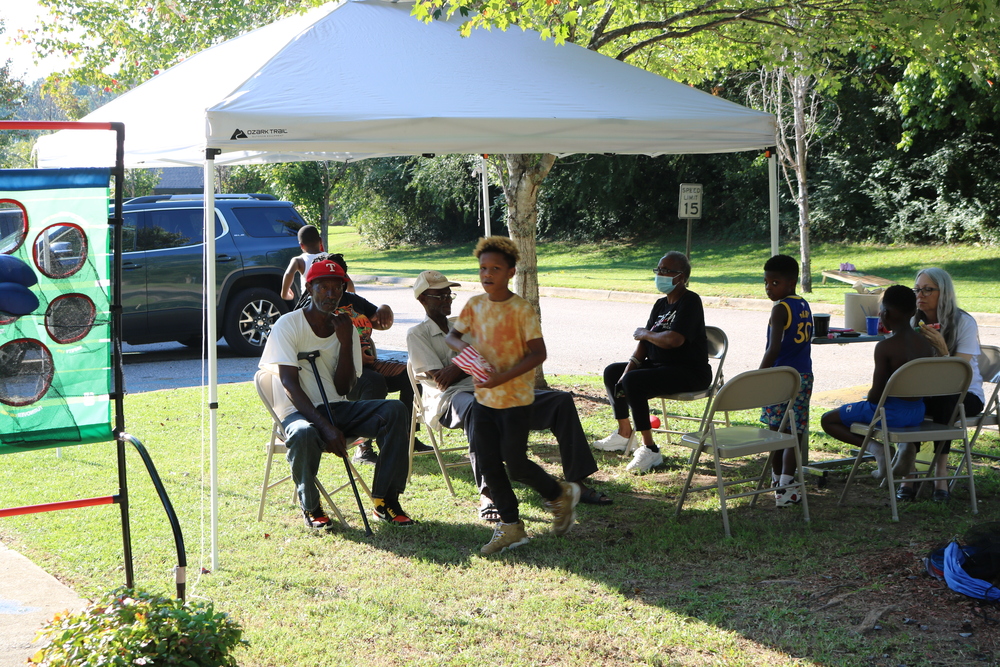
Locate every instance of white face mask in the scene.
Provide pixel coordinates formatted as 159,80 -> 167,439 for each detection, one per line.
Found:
655,275 -> 676,294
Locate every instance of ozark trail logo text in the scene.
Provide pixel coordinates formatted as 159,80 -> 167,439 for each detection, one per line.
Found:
230,128 -> 288,140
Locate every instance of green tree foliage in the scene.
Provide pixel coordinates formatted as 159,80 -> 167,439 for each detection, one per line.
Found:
1,76 -> 116,168
0,138 -> 34,169
811,54 -> 1000,245
336,155 -> 485,248
0,30 -> 29,169
122,168 -> 163,199
413,0 -> 1000,292
217,165 -> 270,197
0,61 -> 26,123
29,0 -> 325,90
21,0 -> 1000,254
537,152 -> 768,242
17,80 -> 69,121
413,0 -> 1000,77
37,78 -> 94,120
257,162 -> 330,226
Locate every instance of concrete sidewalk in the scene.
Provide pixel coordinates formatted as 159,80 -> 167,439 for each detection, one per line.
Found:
0,541 -> 84,667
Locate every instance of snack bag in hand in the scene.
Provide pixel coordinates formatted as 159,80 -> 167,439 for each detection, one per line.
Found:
452,346 -> 495,383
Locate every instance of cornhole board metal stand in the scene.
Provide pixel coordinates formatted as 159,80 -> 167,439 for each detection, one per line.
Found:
0,121 -> 186,600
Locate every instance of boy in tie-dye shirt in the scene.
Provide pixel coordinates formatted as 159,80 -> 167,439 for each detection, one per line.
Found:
446,236 -> 581,555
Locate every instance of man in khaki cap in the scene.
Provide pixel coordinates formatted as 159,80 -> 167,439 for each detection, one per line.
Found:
406,270 -> 611,522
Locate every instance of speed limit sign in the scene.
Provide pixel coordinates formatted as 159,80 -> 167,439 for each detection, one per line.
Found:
678,183 -> 702,219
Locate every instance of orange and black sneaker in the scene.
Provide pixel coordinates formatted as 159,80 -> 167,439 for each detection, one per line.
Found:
303,505 -> 333,530
372,497 -> 416,526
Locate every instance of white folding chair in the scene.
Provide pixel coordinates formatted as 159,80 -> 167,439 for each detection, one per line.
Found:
838,357 -> 976,522
968,345 -> 1000,457
642,326 -> 730,453
674,366 -> 809,538
406,361 -> 470,496
891,347 -> 999,490
254,370 -> 371,527
948,345 -> 1000,478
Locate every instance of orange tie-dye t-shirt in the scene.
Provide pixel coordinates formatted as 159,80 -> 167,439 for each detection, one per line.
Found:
454,292 -> 543,409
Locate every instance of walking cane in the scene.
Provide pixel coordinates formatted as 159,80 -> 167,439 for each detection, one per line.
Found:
297,350 -> 373,536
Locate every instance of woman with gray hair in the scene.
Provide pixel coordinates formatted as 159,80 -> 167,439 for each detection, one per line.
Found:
896,267 -> 985,502
593,251 -> 712,473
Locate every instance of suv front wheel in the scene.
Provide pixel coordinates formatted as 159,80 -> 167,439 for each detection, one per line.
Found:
223,288 -> 288,356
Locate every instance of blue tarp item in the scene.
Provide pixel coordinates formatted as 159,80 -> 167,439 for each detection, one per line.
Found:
944,541 -> 1000,601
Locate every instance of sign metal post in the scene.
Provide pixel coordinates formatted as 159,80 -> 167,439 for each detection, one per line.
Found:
678,183 -> 702,258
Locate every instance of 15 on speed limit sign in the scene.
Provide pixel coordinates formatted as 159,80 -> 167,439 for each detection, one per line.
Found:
678,183 -> 702,219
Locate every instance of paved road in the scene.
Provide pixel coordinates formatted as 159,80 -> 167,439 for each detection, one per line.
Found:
122,283 -> 1000,396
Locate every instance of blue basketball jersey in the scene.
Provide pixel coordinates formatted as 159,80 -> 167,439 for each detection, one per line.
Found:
768,295 -> 813,374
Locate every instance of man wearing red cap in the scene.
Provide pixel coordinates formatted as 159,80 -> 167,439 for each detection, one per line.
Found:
260,258 -> 415,528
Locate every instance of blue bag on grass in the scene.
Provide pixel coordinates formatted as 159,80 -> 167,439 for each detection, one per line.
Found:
943,542 -> 1000,602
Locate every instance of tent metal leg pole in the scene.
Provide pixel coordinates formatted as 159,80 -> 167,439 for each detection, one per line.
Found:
768,149 -> 779,256
204,150 -> 220,571
481,155 -> 491,237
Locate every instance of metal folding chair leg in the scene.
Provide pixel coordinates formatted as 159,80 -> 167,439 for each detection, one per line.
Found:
405,360 -> 470,496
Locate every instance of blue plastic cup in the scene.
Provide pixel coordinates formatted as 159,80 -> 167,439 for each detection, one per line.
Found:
866,315 -> 880,336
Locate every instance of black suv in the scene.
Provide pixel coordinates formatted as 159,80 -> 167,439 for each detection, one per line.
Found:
120,194 -> 305,356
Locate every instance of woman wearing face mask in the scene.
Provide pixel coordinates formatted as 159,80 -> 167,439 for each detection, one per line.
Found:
593,251 -> 712,473
896,267 -> 985,502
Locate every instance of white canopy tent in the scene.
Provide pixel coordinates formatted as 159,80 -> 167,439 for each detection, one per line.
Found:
36,0 -> 779,568
37,0 -> 776,165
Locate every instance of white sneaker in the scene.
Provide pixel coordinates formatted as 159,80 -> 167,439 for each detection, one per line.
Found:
593,431 -> 632,452
625,445 -> 663,473
775,487 -> 803,507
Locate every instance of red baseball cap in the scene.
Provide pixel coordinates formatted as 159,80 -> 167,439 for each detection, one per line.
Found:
305,259 -> 348,284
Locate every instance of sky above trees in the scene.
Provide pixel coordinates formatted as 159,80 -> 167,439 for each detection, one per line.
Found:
1,1 -> 70,81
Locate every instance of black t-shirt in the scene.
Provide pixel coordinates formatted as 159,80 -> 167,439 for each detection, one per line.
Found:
296,290 -> 377,317
338,292 -> 377,319
644,290 -> 709,369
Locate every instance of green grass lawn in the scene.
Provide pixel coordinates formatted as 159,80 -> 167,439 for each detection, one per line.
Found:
328,226 -> 1000,313
3,232 -> 997,664
3,377 -> 999,666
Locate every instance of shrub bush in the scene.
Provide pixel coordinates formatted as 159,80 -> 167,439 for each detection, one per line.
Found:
31,587 -> 246,667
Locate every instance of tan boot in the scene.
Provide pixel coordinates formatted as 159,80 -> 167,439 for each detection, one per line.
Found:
481,521 -> 529,555
546,482 -> 581,536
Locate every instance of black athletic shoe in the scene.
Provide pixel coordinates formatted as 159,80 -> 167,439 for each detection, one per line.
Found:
372,497 -> 416,526
353,443 -> 378,466
303,505 -> 333,529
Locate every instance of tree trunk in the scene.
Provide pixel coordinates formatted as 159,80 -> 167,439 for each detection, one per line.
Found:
791,72 -> 812,292
502,153 -> 555,388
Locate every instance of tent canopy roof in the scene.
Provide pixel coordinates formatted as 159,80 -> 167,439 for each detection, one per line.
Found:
36,0 -> 774,169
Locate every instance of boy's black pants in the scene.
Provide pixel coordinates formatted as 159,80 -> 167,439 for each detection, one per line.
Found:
470,402 -> 562,524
